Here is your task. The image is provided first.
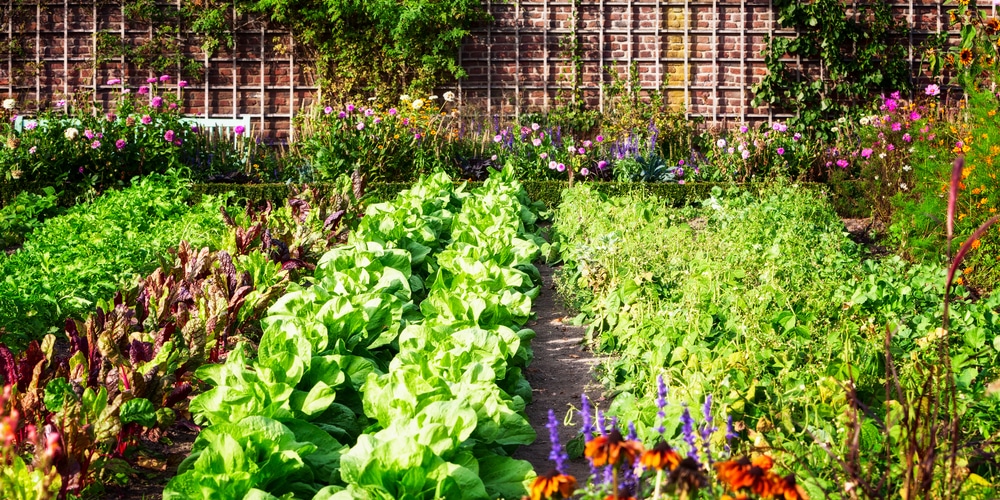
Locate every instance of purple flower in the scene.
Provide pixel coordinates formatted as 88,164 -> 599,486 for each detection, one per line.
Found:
581,394 -> 594,438
164,130 -> 175,142
739,125 -> 748,133
159,74 -> 171,82
925,84 -> 941,96
547,409 -> 569,474
115,138 -> 126,149
234,125 -> 245,135
138,86 -> 149,95
178,80 -> 188,88
141,115 -> 152,125
90,140 -> 101,149
676,167 -> 684,177
776,147 -> 785,155
191,124 -> 199,132
338,111 -> 347,119
151,96 -> 163,108
793,132 -> 801,141
681,405 -> 699,463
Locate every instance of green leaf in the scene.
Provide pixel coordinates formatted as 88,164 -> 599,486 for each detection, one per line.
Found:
120,398 -> 157,428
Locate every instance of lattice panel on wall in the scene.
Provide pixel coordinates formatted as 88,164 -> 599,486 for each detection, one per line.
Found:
0,0 -> 973,138
460,0 -> 960,126
0,0 -> 315,141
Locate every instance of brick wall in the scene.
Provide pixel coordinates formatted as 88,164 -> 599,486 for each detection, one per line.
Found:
0,1 -> 958,139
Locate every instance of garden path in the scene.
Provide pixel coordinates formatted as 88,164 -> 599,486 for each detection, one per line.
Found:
511,262 -> 605,481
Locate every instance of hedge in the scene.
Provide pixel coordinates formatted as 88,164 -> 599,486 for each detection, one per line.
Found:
189,179 -> 869,218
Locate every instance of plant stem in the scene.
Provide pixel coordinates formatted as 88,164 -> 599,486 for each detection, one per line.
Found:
653,469 -> 663,500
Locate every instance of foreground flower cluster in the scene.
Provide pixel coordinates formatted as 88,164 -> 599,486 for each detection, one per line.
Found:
532,377 -> 808,500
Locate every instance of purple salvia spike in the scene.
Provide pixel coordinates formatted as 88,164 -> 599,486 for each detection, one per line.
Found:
581,394 -> 594,438
627,421 -> 637,441
597,410 -> 607,436
547,409 -> 569,474
681,405 -> 699,464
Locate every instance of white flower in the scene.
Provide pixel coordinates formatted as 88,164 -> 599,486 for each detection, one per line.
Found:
716,138 -> 727,148
2,98 -> 15,110
859,117 -> 870,126
837,116 -> 847,124
831,126 -> 839,133
428,95 -> 439,100
443,91 -> 456,102
903,164 -> 912,172
411,99 -> 424,111
367,97 -> 377,102
64,127 -> 79,140
879,153 -> 886,159
400,94 -> 412,102
900,183 -> 908,191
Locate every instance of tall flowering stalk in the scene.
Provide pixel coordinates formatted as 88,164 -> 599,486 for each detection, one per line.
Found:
531,409 -> 577,500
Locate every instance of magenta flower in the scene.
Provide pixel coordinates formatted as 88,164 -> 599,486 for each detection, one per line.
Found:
903,133 -> 912,142
234,125 -> 245,135
56,99 -> 66,107
925,84 -> 941,96
740,125 -> 748,133
159,75 -> 171,82
115,138 -> 126,149
84,129 -> 94,139
106,78 -> 120,85
556,163 -> 566,172
884,99 -> 898,112
338,111 -> 346,118
577,147 -> 585,154
595,134 -> 604,142
164,130 -> 175,142
146,77 -> 157,84
324,106 -> 333,114
178,80 -> 188,88
793,132 -> 801,141
141,115 -> 152,125
887,143 -> 895,151
388,108 -> 397,116
168,103 -> 177,110
138,86 -> 149,95
836,159 -> 849,168
25,121 -> 37,130
861,148 -> 873,158
891,122 -> 902,131
597,160 -> 608,169
346,103 -> 355,113
90,140 -> 101,149
776,147 -> 785,155
580,167 -> 590,176
909,111 -> 921,121
151,96 -> 163,108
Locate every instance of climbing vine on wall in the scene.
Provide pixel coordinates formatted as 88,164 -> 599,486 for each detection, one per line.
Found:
751,0 -> 911,129
7,0 -> 488,100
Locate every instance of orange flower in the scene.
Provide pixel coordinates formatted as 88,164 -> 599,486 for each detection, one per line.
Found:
714,455 -> 780,496
960,48 -> 975,66
530,470 -> 576,500
987,17 -> 1000,35
640,440 -> 682,471
773,474 -> 809,500
584,429 -> 644,467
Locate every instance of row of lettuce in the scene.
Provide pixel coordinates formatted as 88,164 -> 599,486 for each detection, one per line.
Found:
163,171 -> 547,498
550,184 -> 1000,496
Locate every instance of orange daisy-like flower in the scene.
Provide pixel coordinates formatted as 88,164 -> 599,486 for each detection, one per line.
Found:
773,474 -> 809,500
960,48 -> 975,66
640,440 -> 682,471
714,455 -> 780,496
530,470 -> 577,500
584,429 -> 644,467
987,17 -> 1000,35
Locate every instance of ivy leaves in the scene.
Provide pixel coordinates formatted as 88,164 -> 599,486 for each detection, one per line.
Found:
752,0 -> 911,130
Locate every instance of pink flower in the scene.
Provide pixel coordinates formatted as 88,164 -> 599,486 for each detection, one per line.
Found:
548,160 -> 557,169
324,106 -> 333,114
25,121 -> 37,130
234,125 -> 245,135
141,115 -> 152,125
106,113 -> 116,122
115,138 -> 126,149
90,140 -> 101,149
597,160 -> 608,169
776,147 -> 785,155
739,125 -> 748,133
861,148 -> 873,158
168,103 -> 177,110
388,108 -> 397,116
540,153 -> 548,159
903,133 -> 912,142
891,122 -> 902,131
178,80 -> 188,88
556,163 -> 566,172
151,96 -> 163,108
138,86 -> 149,95
582,140 -> 592,148
84,129 -> 94,139
159,75 -> 171,82
164,130 -> 175,142
532,123 -> 541,131
493,134 -> 502,143
146,77 -> 157,84
532,138 -> 542,147
909,111 -> 921,121
741,149 -> 750,159
55,99 -> 66,107
580,167 -> 590,176
346,103 -> 355,113
577,147 -> 585,154
28,146 -> 36,154
356,121 -> 365,130
887,143 -> 895,151
837,159 -> 849,168
595,134 -> 604,142
925,84 -> 940,96
106,78 -> 120,85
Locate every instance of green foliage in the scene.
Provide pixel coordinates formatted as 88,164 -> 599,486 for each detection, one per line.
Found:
0,187 -> 63,249
752,0 -> 911,129
924,1 -> 1000,90
0,172 -> 227,349
552,183 -> 1000,494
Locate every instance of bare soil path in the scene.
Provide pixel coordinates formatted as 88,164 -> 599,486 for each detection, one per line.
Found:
512,262 -> 605,481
